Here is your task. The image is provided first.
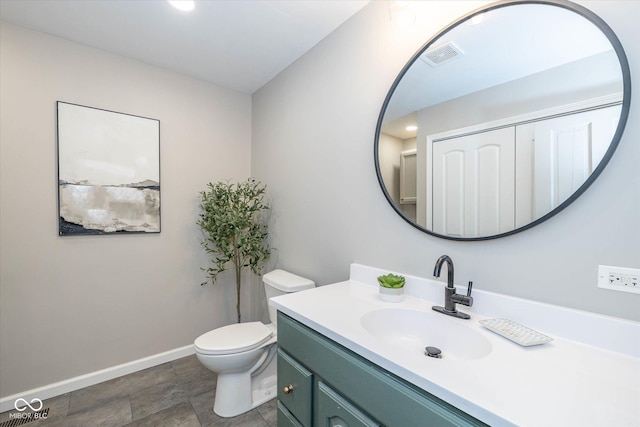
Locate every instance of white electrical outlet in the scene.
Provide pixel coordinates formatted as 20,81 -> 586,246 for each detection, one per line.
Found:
598,265 -> 640,294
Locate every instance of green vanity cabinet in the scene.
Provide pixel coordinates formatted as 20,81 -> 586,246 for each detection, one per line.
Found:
277,312 -> 488,427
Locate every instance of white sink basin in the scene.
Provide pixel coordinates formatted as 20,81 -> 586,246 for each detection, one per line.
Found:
360,308 -> 492,360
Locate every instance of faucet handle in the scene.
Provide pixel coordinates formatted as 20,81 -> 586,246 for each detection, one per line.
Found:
451,281 -> 474,307
463,281 -> 474,307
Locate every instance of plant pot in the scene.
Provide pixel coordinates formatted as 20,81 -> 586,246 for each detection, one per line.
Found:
379,286 -> 404,302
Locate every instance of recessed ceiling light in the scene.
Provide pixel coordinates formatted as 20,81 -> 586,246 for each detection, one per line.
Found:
406,125 -> 418,131
389,1 -> 415,29
168,0 -> 195,12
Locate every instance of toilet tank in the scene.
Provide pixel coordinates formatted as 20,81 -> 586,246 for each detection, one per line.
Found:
263,269 -> 315,325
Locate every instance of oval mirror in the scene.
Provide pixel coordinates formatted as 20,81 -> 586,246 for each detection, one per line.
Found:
375,0 -> 630,241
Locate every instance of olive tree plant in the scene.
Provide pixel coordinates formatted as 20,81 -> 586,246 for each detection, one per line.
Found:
197,178 -> 271,323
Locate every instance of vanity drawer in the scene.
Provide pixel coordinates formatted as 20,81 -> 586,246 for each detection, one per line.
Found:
278,349 -> 313,427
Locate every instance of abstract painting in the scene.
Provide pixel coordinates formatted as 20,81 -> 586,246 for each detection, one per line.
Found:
57,102 -> 160,235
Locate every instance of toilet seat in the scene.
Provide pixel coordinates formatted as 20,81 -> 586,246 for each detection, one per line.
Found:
194,322 -> 274,355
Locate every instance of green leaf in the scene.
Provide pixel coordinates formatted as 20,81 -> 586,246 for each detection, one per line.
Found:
377,273 -> 406,288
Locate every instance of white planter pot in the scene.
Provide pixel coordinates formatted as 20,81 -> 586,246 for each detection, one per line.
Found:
379,286 -> 404,302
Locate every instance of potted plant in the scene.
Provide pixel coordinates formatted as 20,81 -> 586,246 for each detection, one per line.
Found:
377,273 -> 406,302
197,178 -> 271,323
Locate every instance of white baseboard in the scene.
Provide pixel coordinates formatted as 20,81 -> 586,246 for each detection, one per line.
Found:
0,344 -> 195,413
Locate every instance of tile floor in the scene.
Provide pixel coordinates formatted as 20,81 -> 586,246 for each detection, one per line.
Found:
0,355 -> 277,427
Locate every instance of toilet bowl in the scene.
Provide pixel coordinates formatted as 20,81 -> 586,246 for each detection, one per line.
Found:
194,269 -> 315,418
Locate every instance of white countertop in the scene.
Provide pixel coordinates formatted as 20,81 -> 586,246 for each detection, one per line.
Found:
270,264 -> 640,427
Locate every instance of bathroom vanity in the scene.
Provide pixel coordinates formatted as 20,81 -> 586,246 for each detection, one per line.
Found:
276,312 -> 486,426
271,264 -> 640,427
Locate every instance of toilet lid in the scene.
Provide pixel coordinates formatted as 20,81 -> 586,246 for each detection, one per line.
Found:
194,322 -> 273,355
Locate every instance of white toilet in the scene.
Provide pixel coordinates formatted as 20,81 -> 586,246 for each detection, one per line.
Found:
194,269 -> 315,417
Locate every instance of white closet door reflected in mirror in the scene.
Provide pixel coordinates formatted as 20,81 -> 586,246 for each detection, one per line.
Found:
425,97 -> 621,238
519,105 -> 621,224
431,127 -> 515,238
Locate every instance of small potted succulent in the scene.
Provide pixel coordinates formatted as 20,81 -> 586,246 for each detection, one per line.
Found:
377,273 -> 406,302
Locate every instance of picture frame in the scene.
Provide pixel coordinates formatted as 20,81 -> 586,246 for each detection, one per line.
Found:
56,101 -> 160,235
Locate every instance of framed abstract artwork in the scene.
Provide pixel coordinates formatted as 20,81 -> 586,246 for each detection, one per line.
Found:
56,102 -> 160,235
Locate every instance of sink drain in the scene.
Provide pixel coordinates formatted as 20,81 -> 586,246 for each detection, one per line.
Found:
425,346 -> 442,358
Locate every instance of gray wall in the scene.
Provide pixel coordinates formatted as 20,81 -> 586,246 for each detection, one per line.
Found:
0,22 -> 255,397
252,1 -> 639,321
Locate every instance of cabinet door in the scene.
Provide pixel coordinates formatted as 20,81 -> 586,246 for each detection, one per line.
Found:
432,127 -> 515,238
316,381 -> 380,427
278,349 -> 313,427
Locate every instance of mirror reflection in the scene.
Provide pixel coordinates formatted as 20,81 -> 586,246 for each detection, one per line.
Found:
377,2 -> 627,240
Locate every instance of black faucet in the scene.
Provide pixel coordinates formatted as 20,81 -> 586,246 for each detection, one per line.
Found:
432,255 -> 473,319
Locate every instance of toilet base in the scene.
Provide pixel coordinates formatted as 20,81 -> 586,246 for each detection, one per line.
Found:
212,352 -> 277,417
251,374 -> 277,409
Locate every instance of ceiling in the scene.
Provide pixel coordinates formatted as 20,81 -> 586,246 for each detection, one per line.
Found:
381,3 -> 617,139
0,0 -> 370,94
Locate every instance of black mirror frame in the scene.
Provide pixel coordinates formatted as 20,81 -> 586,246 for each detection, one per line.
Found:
374,0 -> 631,241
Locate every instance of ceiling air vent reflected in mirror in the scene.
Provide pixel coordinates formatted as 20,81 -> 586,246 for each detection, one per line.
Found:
421,42 -> 464,67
